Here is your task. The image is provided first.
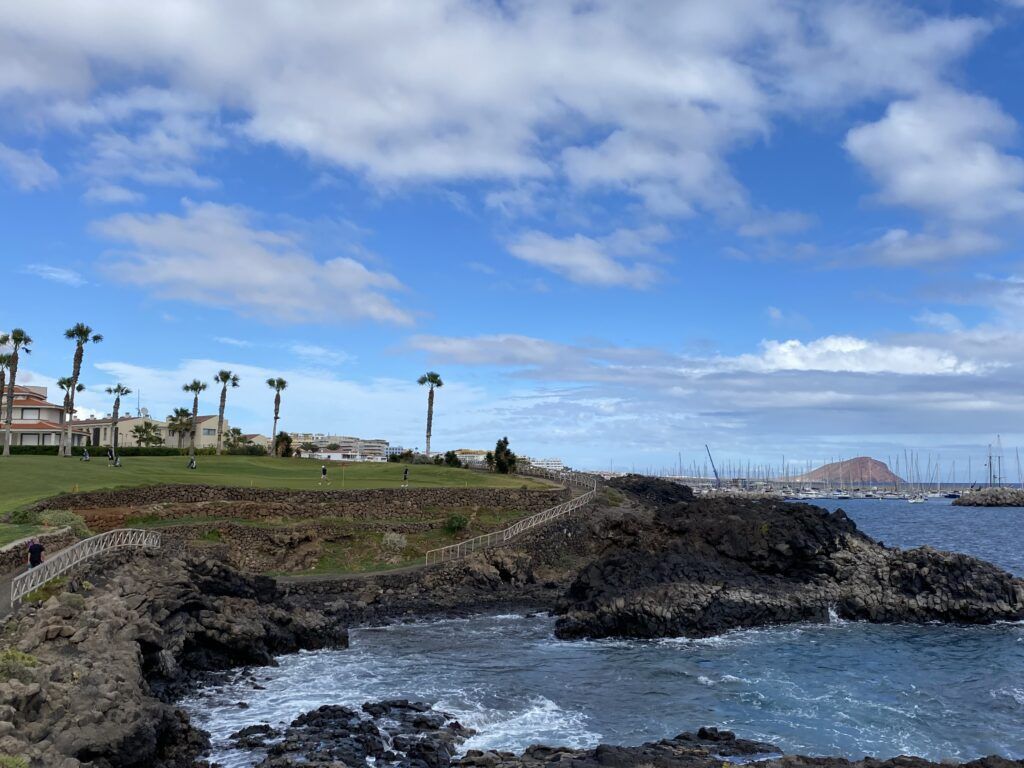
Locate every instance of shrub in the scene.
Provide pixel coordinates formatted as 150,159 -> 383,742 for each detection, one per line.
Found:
39,510 -> 91,538
382,531 -> 407,554
0,648 -> 39,681
0,754 -> 29,768
24,576 -> 68,603
445,514 -> 468,534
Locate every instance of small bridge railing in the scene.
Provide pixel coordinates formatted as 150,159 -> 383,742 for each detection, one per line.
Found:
424,467 -> 600,566
10,528 -> 161,606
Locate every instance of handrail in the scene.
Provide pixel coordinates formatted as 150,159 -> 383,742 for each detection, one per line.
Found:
10,528 -> 161,606
424,467 -> 600,565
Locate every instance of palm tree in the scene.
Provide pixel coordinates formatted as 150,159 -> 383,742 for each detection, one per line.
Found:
62,323 -> 102,457
105,383 -> 131,457
213,369 -> 240,456
266,377 -> 287,456
182,379 -> 208,457
166,407 -> 193,450
130,420 -> 164,447
0,346 -> 10,449
2,329 -> 33,457
56,377 -> 85,455
417,371 -> 443,458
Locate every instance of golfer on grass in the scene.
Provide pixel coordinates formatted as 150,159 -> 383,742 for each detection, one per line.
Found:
320,464 -> 330,486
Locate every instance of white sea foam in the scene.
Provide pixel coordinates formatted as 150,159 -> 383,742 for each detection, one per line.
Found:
446,695 -> 601,753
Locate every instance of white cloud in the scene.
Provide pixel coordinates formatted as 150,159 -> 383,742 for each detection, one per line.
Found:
845,89 -> 1024,222
22,264 -> 85,286
0,2 -> 992,221
732,336 -> 978,375
507,228 -> 666,288
862,228 -> 1001,265
0,143 -> 58,190
289,343 -> 351,366
83,183 -> 144,204
914,311 -> 963,333
92,200 -> 413,325
411,334 -> 567,367
213,336 -> 252,348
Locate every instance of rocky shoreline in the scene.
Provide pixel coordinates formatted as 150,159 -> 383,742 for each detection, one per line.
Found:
953,487 -> 1024,507
3,475 -> 1024,766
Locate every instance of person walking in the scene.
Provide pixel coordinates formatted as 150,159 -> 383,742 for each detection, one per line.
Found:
106,446 -> 115,466
402,466 -> 409,488
319,464 -> 330,486
187,455 -> 197,470
27,539 -> 45,569
81,448 -> 90,461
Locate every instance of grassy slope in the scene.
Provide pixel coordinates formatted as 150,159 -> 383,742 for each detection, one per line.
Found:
0,455 -> 545,517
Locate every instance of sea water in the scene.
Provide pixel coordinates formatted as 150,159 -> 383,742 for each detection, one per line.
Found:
183,498 -> 1024,766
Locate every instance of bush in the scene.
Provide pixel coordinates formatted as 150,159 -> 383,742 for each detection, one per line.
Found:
7,509 -> 90,538
0,648 -> 39,681
445,514 -> 468,534
0,755 -> 29,768
382,531 -> 407,554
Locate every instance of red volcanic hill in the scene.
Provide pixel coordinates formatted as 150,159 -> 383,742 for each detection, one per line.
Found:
794,456 -> 902,485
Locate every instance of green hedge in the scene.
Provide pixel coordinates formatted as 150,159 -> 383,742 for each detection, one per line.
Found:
4,445 -> 266,457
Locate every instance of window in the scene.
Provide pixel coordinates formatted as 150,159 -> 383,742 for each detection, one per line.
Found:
20,408 -> 39,420
202,428 -> 216,436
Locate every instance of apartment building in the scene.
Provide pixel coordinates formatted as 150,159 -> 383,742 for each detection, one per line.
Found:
74,413 -> 228,449
0,385 -> 89,447
309,434 -> 390,462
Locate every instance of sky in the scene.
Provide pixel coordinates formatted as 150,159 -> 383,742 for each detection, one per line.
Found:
2,1 -> 1024,478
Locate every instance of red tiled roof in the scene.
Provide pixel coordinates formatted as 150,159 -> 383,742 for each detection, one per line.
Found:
5,421 -> 89,434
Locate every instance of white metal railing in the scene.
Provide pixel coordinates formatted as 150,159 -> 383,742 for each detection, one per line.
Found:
424,467 -> 599,566
10,528 -> 161,606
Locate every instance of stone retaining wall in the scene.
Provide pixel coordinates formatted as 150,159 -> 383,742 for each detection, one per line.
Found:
0,527 -> 77,575
34,485 -> 567,525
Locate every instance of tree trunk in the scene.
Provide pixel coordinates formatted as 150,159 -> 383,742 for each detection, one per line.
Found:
425,386 -> 434,458
64,343 -> 85,457
0,369 -> 5,455
111,398 -> 120,455
2,352 -> 19,457
271,393 -> 280,457
57,392 -> 70,456
189,395 -> 199,457
216,384 -> 227,456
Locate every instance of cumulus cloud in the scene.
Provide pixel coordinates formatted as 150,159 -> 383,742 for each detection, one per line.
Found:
22,264 -> 85,286
732,336 -> 978,375
0,2 -> 994,221
83,183 -> 144,204
507,227 -> 667,288
845,90 -> 1024,222
0,143 -> 58,190
92,200 -> 413,325
862,228 -> 1002,265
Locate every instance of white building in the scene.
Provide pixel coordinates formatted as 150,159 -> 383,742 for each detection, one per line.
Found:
308,435 -> 389,462
0,385 -> 89,447
528,457 -> 565,471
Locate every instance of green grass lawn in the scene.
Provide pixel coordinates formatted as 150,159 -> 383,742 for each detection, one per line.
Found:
0,455 -> 547,518
0,523 -> 47,548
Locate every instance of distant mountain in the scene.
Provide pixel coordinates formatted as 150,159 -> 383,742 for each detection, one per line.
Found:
794,456 -> 902,485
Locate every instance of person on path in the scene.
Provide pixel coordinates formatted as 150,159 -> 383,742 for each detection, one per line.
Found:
27,539 -> 45,569
187,455 -> 197,470
402,466 -> 409,488
107,446 -> 115,466
319,464 -> 330,486
81,448 -> 90,461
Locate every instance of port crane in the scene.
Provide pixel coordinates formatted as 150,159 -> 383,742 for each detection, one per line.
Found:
705,444 -> 722,489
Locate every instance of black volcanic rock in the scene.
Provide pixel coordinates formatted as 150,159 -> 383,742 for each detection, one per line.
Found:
555,476 -> 1024,639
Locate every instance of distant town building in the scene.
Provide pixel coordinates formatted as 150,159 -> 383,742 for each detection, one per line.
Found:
242,434 -> 272,450
74,413 -> 228,449
454,448 -> 489,466
0,385 -> 89,447
527,457 -> 565,471
385,445 -> 407,458
303,434 -> 390,462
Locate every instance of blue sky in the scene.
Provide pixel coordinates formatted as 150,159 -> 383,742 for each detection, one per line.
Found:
3,1 -> 1024,477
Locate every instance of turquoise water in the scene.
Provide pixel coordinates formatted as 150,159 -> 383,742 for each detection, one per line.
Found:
184,499 -> 1024,766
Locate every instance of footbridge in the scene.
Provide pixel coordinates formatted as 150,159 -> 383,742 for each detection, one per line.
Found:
8,528 -> 161,608
424,467 -> 600,566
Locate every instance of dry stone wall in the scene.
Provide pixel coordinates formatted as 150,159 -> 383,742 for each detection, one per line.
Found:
0,526 -> 77,575
33,485 -> 569,529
